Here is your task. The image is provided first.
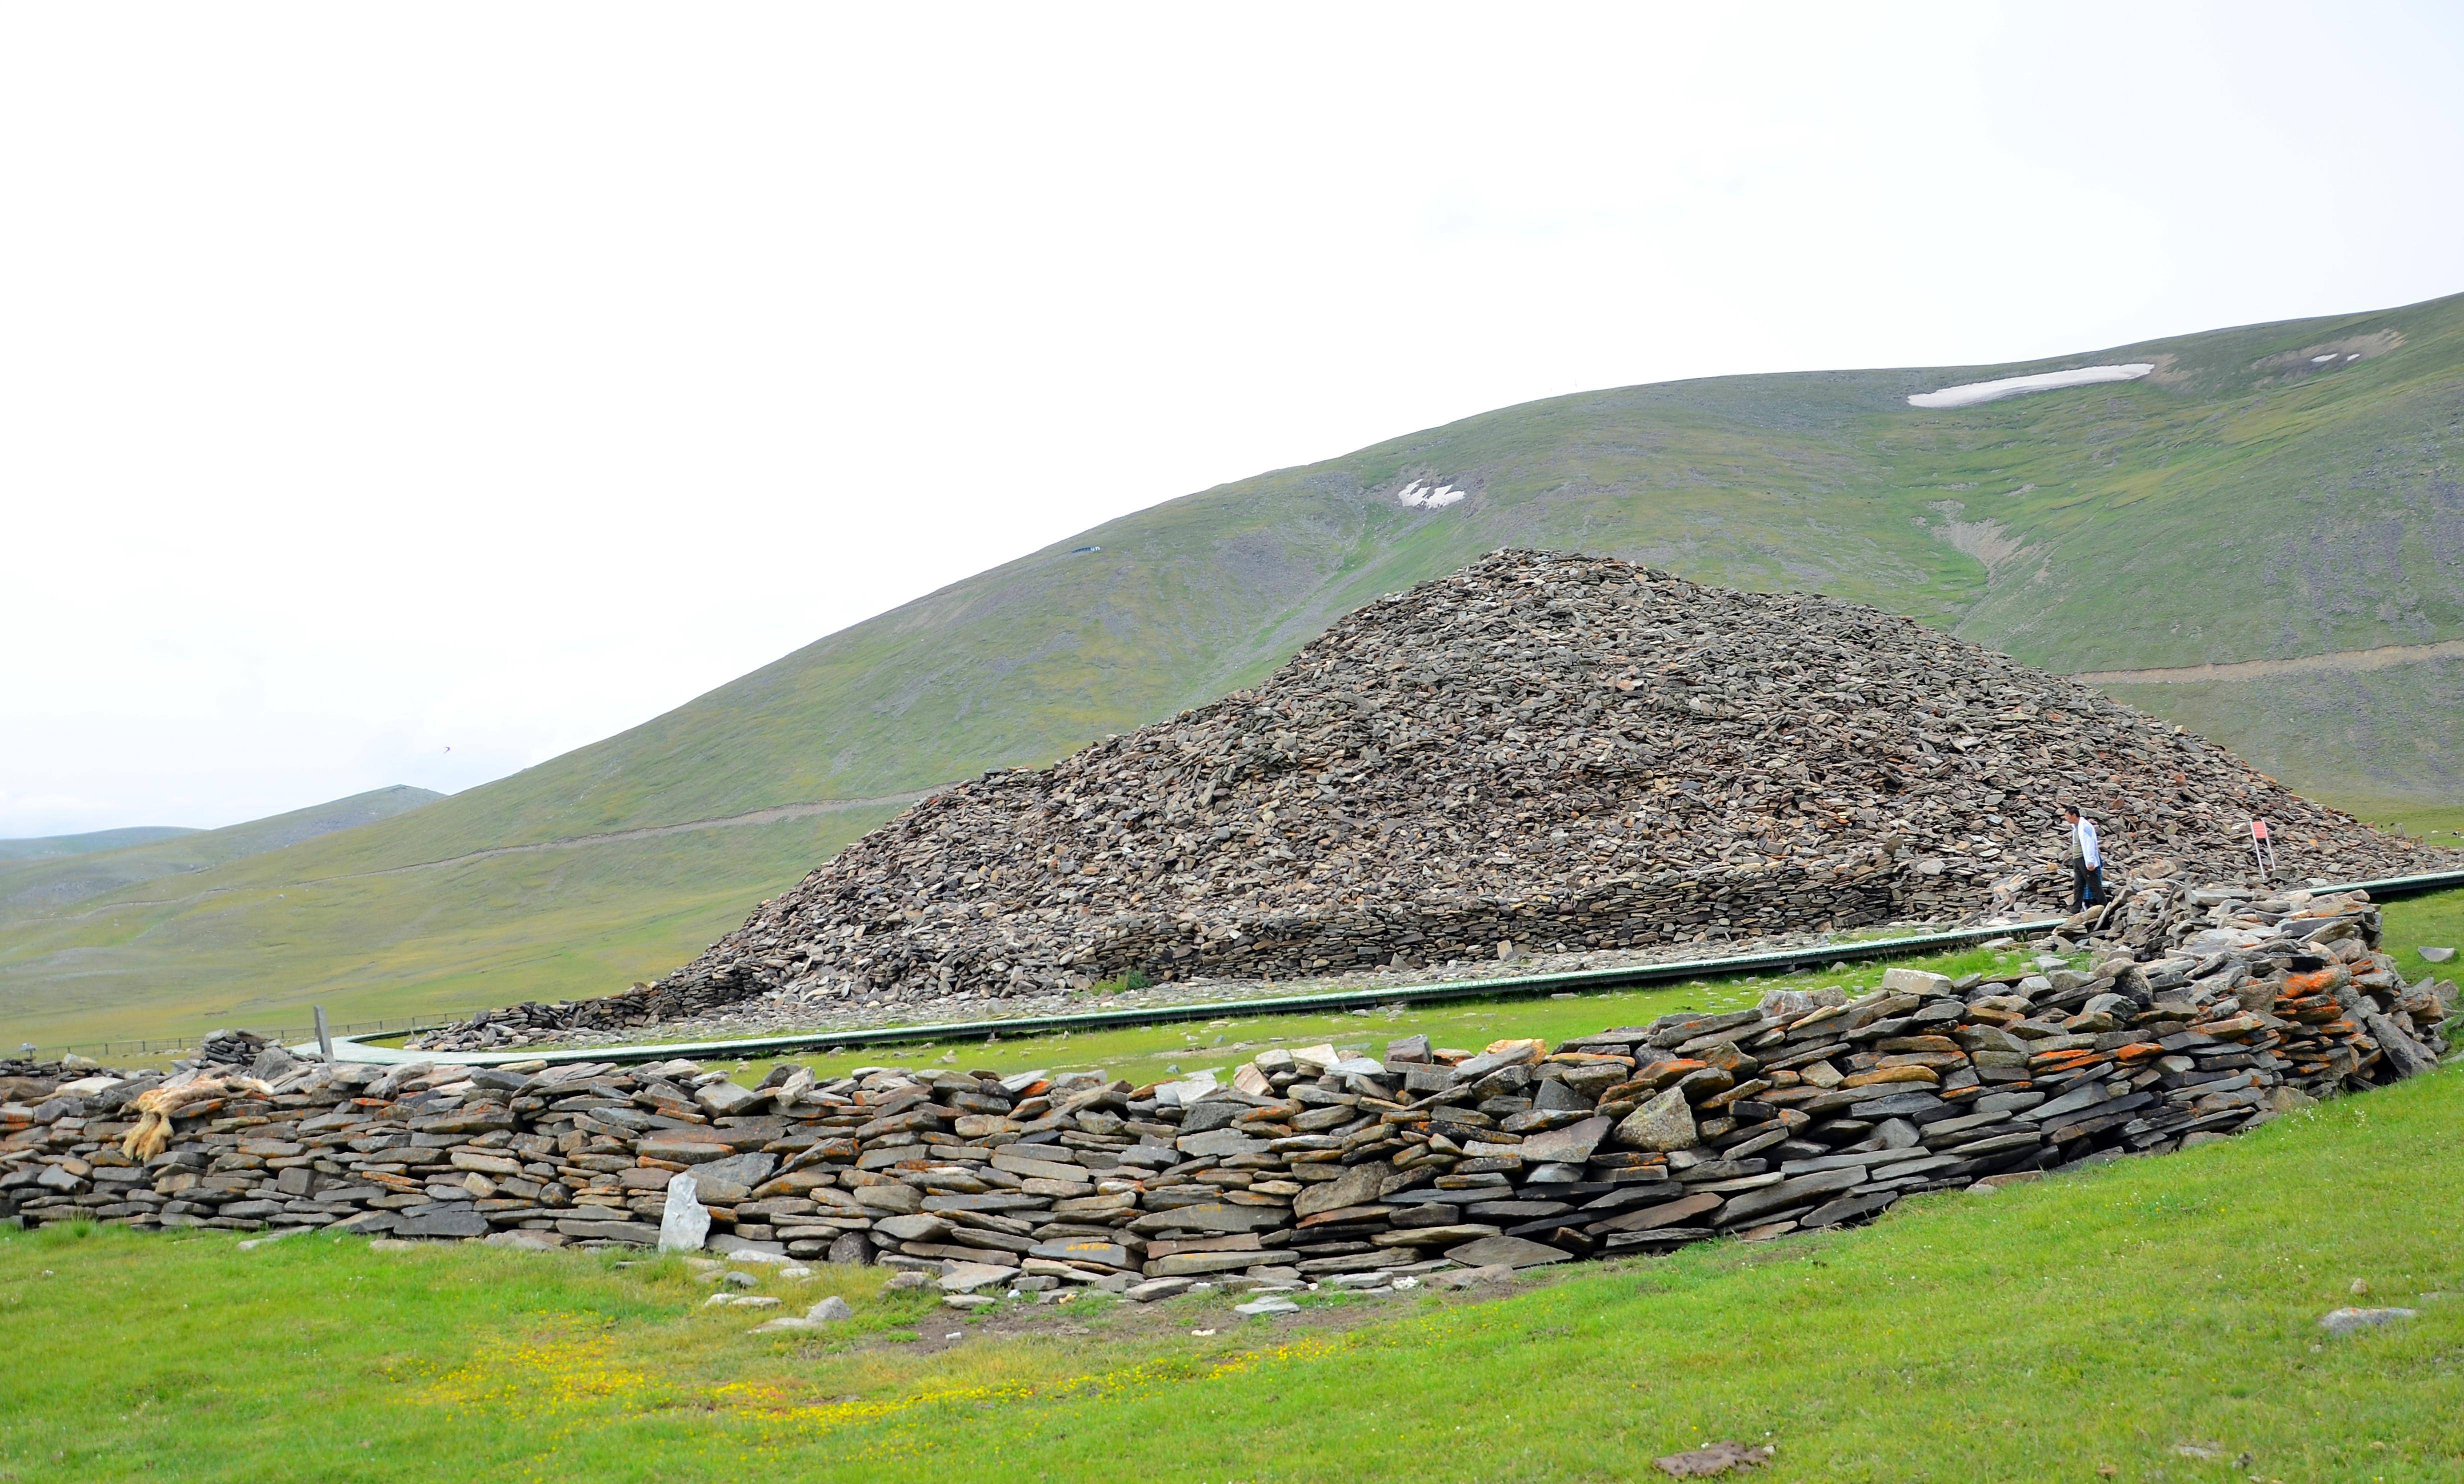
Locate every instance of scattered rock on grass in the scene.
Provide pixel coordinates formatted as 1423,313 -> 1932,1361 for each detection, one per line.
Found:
2319,1306 -> 2418,1336
1428,1264 -> 1516,1290
235,1228 -> 309,1252
1654,1440 -> 1774,1477
754,1295 -> 855,1332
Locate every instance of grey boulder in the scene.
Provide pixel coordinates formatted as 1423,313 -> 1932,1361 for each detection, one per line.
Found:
2320,1306 -> 2418,1336
1614,1087 -> 1699,1152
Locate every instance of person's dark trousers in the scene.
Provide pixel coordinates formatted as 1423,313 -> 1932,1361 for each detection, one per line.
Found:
2072,862 -> 2103,910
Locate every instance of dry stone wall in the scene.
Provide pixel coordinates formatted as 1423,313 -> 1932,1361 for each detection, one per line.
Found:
6,884 -> 2452,1300
424,550 -> 2436,1049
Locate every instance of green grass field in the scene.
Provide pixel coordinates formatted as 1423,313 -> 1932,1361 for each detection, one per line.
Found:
6,292 -> 2462,1054
4,894 -> 2454,1482
2345,802 -> 2464,852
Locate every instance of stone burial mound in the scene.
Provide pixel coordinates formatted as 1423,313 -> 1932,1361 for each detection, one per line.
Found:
443,549 -> 2434,1044
4,883 -> 2452,1296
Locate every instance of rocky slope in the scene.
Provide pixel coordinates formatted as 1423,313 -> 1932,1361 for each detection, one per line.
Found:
438,552 -> 2438,1044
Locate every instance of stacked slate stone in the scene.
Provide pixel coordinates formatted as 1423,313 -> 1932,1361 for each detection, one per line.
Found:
422,550 -> 2436,1050
4,888 -> 2452,1289
193,1029 -> 278,1068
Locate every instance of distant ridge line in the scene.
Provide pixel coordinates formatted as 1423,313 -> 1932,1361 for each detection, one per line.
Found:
34,790 -> 946,922
2073,637 -> 2464,685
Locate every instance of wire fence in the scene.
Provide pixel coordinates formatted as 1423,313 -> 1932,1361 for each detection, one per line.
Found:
15,1012 -> 457,1064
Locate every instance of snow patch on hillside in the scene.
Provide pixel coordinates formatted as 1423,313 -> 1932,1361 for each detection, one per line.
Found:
1908,363 -> 2154,409
1397,480 -> 1467,510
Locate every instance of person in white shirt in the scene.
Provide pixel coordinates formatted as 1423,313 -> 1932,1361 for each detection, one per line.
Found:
2062,804 -> 2103,910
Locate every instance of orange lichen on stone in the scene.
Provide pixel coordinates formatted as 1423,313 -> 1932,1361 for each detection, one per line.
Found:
2282,966 -> 2346,997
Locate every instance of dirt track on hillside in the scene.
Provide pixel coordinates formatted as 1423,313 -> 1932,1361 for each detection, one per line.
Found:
2072,636 -> 2464,685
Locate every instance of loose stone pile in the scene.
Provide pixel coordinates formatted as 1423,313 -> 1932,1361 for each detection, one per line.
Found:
5,884 -> 2451,1298
422,550 -> 2434,1049
192,1029 -> 278,1068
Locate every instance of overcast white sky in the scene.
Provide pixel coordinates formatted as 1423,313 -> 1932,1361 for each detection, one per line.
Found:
4,2 -> 2461,838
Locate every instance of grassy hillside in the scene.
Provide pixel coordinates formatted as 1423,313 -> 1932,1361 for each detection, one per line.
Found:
0,826 -> 197,862
5,292 -> 2462,1050
0,806 -> 902,1050
6,888 -> 2460,1481
0,786 -> 442,924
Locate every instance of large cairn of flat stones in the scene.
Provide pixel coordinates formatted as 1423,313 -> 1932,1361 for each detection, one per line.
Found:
420,550 -> 2436,1050
5,888 -> 2450,1303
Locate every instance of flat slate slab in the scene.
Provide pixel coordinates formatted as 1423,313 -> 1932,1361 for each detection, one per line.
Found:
937,1261 -> 1019,1293
1130,1201 -> 1288,1235
1444,1234 -> 1574,1269
397,1207 -> 491,1239
1150,1249 -> 1268,1277
556,1218 -> 662,1244
1517,1114 -> 1612,1165
1175,1128 -> 1268,1158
